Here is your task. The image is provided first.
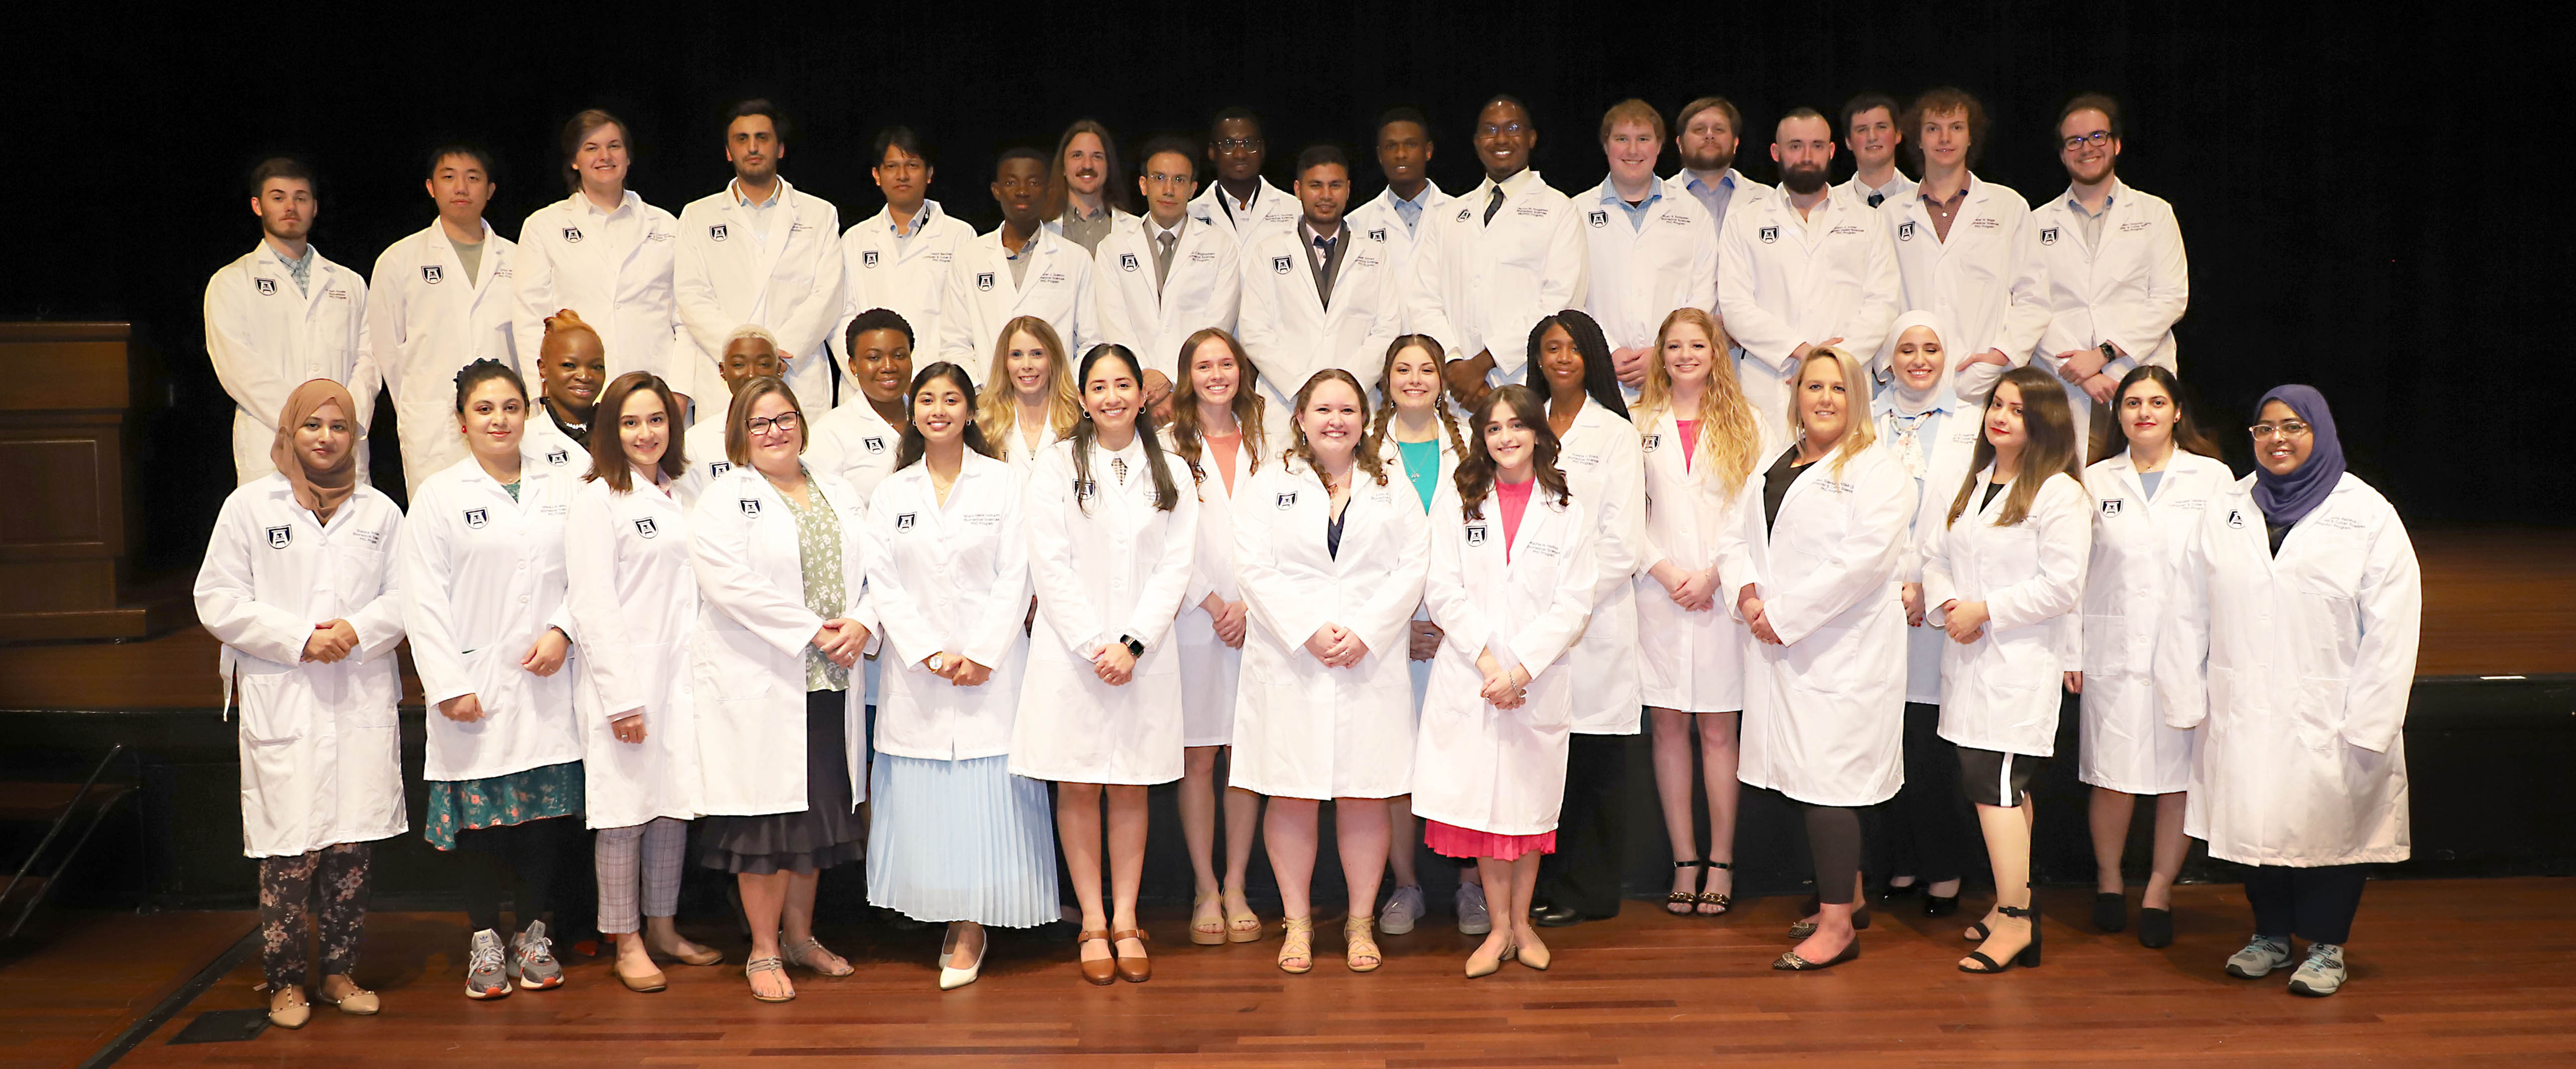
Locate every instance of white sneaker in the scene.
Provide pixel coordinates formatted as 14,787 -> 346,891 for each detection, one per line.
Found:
2224,934 -> 2294,979
2287,942 -> 2346,997
1379,885 -> 1426,936
1455,883 -> 1492,936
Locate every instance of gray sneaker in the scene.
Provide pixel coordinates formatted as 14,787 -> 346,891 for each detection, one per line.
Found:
2287,942 -> 2346,997
508,921 -> 564,990
2224,934 -> 2294,979
1456,882 -> 1492,936
464,929 -> 510,999
1379,885 -> 1426,936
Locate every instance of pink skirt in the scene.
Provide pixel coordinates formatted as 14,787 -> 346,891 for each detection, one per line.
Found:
1425,820 -> 1556,861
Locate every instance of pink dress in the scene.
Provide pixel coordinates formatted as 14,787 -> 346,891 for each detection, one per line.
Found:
1424,476 -> 1557,861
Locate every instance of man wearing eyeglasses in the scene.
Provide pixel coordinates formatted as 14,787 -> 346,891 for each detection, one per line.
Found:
1094,136 -> 1241,417
2030,93 -> 2188,461
835,128 -> 973,396
677,99 -> 847,412
1884,87 -> 2048,408
1190,108 -> 1300,251
1405,94 -> 1588,412
1836,93 -> 1916,208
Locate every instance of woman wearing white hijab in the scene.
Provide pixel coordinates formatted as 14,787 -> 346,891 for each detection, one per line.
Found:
1868,311 -> 1985,917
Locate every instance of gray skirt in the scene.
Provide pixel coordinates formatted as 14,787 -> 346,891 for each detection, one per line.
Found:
696,690 -> 863,875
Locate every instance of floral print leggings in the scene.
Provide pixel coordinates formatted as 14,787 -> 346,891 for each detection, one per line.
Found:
259,842 -> 370,990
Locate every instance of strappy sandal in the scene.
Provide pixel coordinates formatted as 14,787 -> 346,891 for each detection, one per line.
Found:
783,936 -> 854,977
1076,929 -> 1117,986
1344,916 -> 1381,973
1190,893 -> 1228,945
1224,895 -> 1262,943
1959,901 -> 2042,974
1667,860 -> 1705,915
1697,861 -> 1734,916
1276,916 -> 1314,974
744,956 -> 795,1002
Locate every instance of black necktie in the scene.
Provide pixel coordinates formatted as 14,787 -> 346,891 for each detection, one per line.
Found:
1484,185 -> 1505,225
1313,234 -> 1336,261
1868,192 -> 1885,208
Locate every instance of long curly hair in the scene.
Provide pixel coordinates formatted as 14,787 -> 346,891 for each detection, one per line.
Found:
1454,385 -> 1571,521
1635,307 -> 1761,499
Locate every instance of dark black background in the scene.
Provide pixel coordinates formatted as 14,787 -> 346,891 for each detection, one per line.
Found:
3,6 -> 2557,571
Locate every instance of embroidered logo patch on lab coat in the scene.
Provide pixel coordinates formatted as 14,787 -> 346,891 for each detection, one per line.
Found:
1588,210 -> 1608,228
862,251 -> 880,267
463,508 -> 487,529
1119,253 -> 1139,272
1275,492 -> 1297,510
2100,499 -> 2122,516
895,512 -> 917,531
562,227 -> 583,244
739,498 -> 762,517
255,278 -> 276,296
266,526 -> 292,548
1273,256 -> 1293,275
1898,221 -> 1916,241
1465,525 -> 1487,546
1759,226 -> 1779,244
422,265 -> 443,284
2040,227 -> 2059,246
863,436 -> 886,454
709,224 -> 729,242
976,272 -> 995,292
634,518 -> 659,538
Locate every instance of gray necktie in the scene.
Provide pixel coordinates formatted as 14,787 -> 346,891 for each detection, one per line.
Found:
1483,185 -> 1505,225
1154,231 -> 1177,290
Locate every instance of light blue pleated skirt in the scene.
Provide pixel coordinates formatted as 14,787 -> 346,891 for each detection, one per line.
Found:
866,754 -> 1062,927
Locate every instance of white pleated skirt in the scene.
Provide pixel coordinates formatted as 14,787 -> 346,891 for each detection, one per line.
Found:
865,754 -> 1062,928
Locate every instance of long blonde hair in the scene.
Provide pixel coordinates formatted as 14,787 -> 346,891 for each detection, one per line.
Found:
977,315 -> 1081,460
1636,308 -> 1760,498
1790,346 -> 1877,478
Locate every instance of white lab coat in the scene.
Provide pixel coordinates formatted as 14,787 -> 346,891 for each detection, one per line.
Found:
1092,211 -> 1243,382
865,454 -> 1031,760
805,402 -> 906,503
1632,407 -> 1766,713
194,477 -> 406,858
1714,446 -> 1912,807
1412,483 -> 1598,835
833,200 -> 974,371
935,228 -> 1101,386
1884,402 -> 1984,705
1381,428 -> 1462,710
1007,437 -> 1199,784
366,222 -> 520,497
1229,461 -> 1431,800
2073,450 -> 2228,794
687,466 -> 874,815
2030,181 -> 2190,443
1887,175 -> 2049,403
512,191 -> 684,386
1405,169 -> 1589,385
1922,470 -> 2091,757
563,476 -> 702,828
397,454 -> 583,782
993,414 -> 1070,478
1838,172 -> 1919,208
672,415 -> 731,510
1344,182 -> 1453,332
1189,177 -> 1301,252
204,243 -> 377,485
1175,441 -> 1249,748
2155,474 -> 2420,867
1715,186 -> 1899,443
521,414 -> 592,476
675,178 -> 845,407
1581,179 -> 1718,404
1553,401 -> 1646,734
1237,223 -> 1403,433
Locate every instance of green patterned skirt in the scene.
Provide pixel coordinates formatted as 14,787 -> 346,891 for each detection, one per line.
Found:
423,761 -> 584,850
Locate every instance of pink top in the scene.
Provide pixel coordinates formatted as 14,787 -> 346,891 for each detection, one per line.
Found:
1497,478 -> 1534,562
1204,432 -> 1241,495
1674,419 -> 1699,473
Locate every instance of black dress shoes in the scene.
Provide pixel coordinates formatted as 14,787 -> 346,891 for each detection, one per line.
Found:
2137,907 -> 2174,948
1530,901 -> 1586,927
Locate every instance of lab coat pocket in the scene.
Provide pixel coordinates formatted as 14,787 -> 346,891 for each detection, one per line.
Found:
2081,614 -> 2137,678
698,627 -> 777,701
2292,676 -> 2348,753
234,672 -> 303,744
329,543 -> 391,606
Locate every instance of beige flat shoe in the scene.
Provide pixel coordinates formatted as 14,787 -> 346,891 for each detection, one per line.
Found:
268,985 -> 311,1030
615,958 -> 668,992
319,976 -> 379,1015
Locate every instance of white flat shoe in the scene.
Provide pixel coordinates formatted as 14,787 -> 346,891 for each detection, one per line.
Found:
939,924 -> 987,991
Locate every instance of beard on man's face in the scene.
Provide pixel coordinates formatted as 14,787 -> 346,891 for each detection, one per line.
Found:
1682,143 -> 1735,173
1780,162 -> 1829,195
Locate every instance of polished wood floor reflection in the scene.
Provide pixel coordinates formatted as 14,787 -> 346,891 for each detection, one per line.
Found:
84,877 -> 2576,1067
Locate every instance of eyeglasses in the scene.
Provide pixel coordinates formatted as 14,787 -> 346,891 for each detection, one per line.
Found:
1477,122 -> 1529,138
1143,171 -> 1192,185
748,412 -> 802,435
2062,130 -> 2113,151
1213,138 -> 1262,151
2248,420 -> 2310,440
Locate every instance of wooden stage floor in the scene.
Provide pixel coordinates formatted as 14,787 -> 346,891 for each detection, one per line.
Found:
38,876 -> 2569,1067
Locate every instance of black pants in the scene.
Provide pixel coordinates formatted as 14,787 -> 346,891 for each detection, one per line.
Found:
1807,804 -> 1864,905
1881,703 -> 1979,885
1536,733 -> 1627,919
455,815 -> 575,933
2244,864 -> 2370,944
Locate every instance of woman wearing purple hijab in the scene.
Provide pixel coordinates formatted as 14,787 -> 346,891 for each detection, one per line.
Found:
2153,385 -> 2421,998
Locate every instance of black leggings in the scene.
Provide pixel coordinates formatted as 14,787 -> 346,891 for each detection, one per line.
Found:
2244,864 -> 2370,944
454,816 -> 574,933
1807,804 -> 1865,906
259,843 -> 370,989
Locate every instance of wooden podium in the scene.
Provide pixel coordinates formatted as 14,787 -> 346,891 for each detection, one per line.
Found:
0,323 -> 187,640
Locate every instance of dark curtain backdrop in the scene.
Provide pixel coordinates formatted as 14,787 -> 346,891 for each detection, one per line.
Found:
2,6 -> 2557,571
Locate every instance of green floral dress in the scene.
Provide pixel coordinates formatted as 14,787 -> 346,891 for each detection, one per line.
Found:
784,470 -> 850,693
422,477 -> 585,851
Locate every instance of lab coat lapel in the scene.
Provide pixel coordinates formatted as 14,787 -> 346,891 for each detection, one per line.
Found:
892,200 -> 944,268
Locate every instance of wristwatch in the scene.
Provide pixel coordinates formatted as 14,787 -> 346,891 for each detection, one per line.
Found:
1118,634 -> 1146,658
2098,341 -> 2118,363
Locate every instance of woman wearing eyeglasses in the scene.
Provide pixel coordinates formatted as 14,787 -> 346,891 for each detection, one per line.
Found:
2156,386 -> 2420,998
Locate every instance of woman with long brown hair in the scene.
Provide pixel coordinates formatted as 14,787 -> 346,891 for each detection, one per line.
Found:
1163,328 -> 1269,946
1631,307 -> 1767,917
1413,385 -> 1600,978
1923,364 -> 2091,975
979,315 -> 1083,473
